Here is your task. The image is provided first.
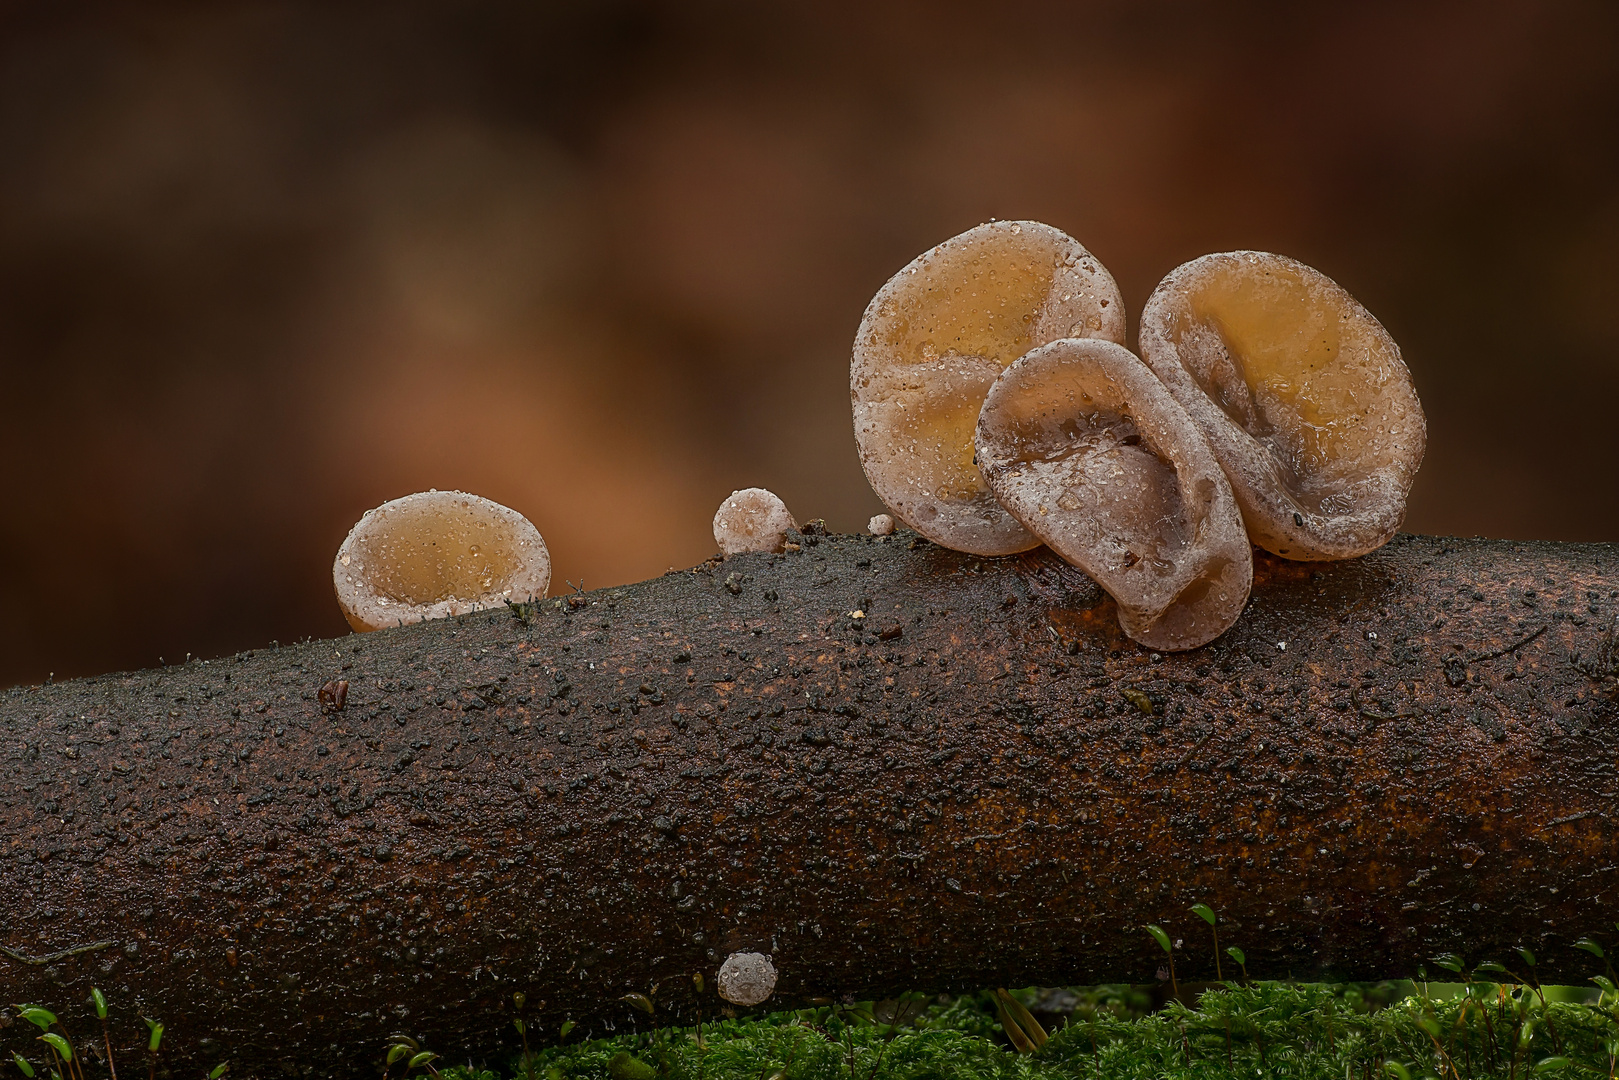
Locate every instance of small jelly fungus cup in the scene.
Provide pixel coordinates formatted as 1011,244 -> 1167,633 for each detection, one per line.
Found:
1139,251 -> 1426,560
975,338 -> 1253,651
713,488 -> 799,556
716,952 -> 778,1007
852,220 -> 1125,556
333,490 -> 551,633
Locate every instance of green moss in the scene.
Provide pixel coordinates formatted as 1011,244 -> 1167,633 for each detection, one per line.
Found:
444,983 -> 1619,1080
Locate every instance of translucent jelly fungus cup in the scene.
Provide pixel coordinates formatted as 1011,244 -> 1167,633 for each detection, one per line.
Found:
1139,251 -> 1426,560
852,220 -> 1125,556
333,490 -> 551,633
716,952 -> 778,1007
713,488 -> 798,556
975,338 -> 1253,651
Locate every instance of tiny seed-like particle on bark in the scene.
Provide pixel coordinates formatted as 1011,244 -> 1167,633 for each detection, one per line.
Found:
716,951 -> 777,1006
1139,251 -> 1425,560
333,490 -> 551,633
317,679 -> 348,713
975,338 -> 1252,651
713,488 -> 798,555
852,220 -> 1125,556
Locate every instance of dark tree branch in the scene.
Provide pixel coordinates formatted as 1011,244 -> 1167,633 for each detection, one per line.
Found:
2,530 -> 1617,1073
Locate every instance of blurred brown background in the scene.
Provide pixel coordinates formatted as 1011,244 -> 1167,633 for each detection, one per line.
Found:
1,1 -> 1615,687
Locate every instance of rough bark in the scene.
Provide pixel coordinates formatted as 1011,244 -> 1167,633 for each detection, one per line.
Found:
3,530 -> 1618,1076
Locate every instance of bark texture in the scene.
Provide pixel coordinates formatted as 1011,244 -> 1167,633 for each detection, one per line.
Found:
3,530 -> 1619,1075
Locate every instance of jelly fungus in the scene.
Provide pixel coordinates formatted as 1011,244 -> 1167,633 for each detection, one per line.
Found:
713,488 -> 798,556
868,513 -> 896,536
333,490 -> 551,633
1139,251 -> 1426,560
852,220 -> 1125,555
975,338 -> 1253,651
716,952 -> 777,1007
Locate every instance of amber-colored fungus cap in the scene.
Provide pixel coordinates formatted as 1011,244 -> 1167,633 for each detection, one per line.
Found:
1139,252 -> 1426,561
333,490 -> 551,633
975,338 -> 1253,651
852,220 -> 1125,556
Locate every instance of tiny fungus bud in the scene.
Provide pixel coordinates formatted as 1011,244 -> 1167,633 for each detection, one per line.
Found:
867,513 -> 895,536
852,220 -> 1125,555
713,488 -> 798,555
716,951 -> 777,1006
1139,251 -> 1425,560
975,338 -> 1252,651
333,490 -> 551,633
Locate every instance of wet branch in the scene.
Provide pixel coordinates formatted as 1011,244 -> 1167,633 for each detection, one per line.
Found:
2,531 -> 1618,1073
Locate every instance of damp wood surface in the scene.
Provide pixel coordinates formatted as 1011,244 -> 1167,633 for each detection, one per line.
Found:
2,530 -> 1617,1075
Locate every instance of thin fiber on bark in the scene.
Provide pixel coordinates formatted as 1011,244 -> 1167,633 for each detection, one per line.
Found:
3,530 -> 1618,1075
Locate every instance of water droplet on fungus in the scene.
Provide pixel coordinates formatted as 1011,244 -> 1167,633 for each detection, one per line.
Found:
716,951 -> 777,1006
713,488 -> 798,555
1139,251 -> 1426,560
975,338 -> 1252,651
852,220 -> 1126,555
333,490 -> 551,632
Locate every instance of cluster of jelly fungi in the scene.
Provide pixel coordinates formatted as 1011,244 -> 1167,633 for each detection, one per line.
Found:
333,490 -> 550,633
853,222 -> 1425,649
327,224 -> 1424,653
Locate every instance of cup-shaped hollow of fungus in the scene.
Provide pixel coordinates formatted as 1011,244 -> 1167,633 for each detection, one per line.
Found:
975,338 -> 1253,651
851,220 -> 1126,556
713,488 -> 798,555
1138,251 -> 1426,560
334,490 -> 551,633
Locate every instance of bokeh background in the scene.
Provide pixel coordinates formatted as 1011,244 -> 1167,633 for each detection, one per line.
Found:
1,1 -> 1615,687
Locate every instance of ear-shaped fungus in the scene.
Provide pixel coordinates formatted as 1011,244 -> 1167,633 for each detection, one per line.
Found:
1139,251 -> 1426,560
334,490 -> 551,632
975,338 -> 1253,650
852,220 -> 1125,555
713,488 -> 799,555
